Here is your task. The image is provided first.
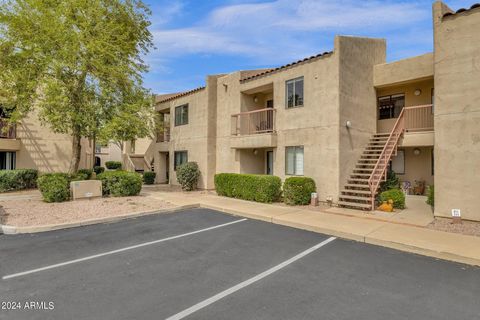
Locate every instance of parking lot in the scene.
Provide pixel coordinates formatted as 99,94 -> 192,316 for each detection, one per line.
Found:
1,208 -> 480,320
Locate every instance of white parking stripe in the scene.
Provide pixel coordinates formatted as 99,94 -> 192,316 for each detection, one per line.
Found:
2,218 -> 248,280
165,236 -> 337,320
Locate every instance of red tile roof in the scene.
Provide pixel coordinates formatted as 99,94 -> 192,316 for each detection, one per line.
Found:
155,86 -> 206,103
240,51 -> 333,83
443,3 -> 480,17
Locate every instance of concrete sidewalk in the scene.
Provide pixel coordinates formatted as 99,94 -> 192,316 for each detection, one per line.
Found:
146,190 -> 480,267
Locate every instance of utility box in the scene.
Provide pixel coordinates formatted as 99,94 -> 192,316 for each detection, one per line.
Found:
311,192 -> 319,206
70,180 -> 102,200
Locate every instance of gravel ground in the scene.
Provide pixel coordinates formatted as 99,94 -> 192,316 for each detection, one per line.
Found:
427,217 -> 480,237
0,195 -> 175,227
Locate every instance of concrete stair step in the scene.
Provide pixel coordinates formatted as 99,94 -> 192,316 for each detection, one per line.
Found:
337,201 -> 372,210
344,184 -> 371,189
341,189 -> 372,195
339,195 -> 371,201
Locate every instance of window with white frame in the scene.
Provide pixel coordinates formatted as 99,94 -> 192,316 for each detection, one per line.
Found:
285,77 -> 304,108
285,146 -> 304,175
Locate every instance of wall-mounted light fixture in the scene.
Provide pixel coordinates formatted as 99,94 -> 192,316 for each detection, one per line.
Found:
253,96 -> 258,103
413,148 -> 421,156
253,149 -> 258,155
414,89 -> 422,96
346,120 -> 352,128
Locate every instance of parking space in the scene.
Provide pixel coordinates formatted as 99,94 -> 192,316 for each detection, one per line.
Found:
1,208 -> 479,320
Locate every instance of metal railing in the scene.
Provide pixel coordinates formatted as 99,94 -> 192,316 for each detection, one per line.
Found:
368,108 -> 406,209
404,104 -> 434,132
231,108 -> 276,136
0,119 -> 16,139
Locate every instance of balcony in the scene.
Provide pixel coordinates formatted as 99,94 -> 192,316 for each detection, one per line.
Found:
156,130 -> 171,152
230,108 -> 277,149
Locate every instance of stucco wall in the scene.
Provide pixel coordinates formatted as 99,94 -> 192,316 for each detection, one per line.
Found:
374,53 -> 434,87
15,110 -> 91,172
337,36 -> 386,199
152,75 -> 219,189
394,146 -> 434,190
433,2 -> 480,221
216,50 -> 341,201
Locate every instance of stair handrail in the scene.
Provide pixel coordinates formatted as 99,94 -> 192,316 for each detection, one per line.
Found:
368,108 -> 406,209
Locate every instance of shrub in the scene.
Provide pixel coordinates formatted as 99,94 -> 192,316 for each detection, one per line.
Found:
37,173 -> 70,202
77,168 -> 93,180
93,166 -> 105,175
283,177 -> 316,205
143,171 -> 156,185
176,162 -> 200,191
380,170 -> 400,193
379,188 -> 405,209
97,171 -> 142,197
214,173 -> 282,203
105,161 -> 122,170
0,169 -> 38,192
426,185 -> 434,207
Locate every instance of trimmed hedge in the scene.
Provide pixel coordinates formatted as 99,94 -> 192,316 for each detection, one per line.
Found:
143,171 -> 156,185
379,188 -> 405,209
426,185 -> 434,207
176,162 -> 200,191
93,166 -> 105,175
97,171 -> 142,197
283,177 -> 316,205
214,173 -> 281,203
77,168 -> 93,180
37,173 -> 70,202
105,161 -> 122,170
0,169 -> 38,192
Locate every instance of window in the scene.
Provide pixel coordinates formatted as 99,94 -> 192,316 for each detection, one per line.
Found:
390,149 -> 405,175
174,151 -> 188,170
0,152 -> 16,170
175,104 -> 189,126
285,146 -> 304,175
378,94 -> 405,120
286,77 -> 304,108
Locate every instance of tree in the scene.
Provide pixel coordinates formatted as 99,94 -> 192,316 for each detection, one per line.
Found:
0,0 -> 154,172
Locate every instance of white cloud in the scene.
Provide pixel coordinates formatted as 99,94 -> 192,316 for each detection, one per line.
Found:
147,0 -> 430,68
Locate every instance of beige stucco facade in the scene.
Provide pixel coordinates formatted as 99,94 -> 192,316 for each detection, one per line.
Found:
0,109 -> 92,172
145,2 -> 480,221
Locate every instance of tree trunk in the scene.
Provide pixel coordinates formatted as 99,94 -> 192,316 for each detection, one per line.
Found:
69,132 -> 82,173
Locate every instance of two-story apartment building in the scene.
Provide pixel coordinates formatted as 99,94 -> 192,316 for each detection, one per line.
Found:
144,1 -> 480,221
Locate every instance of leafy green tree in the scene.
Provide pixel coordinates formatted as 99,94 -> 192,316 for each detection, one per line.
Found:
0,0 -> 154,172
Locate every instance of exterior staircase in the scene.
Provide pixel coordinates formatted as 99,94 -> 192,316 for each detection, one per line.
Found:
338,108 -> 406,210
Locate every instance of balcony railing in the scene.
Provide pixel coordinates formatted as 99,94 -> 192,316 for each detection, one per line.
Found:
404,104 -> 434,132
231,108 -> 276,136
156,130 -> 171,142
0,119 -> 16,139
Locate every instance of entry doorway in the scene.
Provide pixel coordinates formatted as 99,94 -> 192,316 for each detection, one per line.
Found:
266,151 -> 274,175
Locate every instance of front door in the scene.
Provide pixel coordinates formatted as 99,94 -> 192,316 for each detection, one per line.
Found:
266,151 -> 273,175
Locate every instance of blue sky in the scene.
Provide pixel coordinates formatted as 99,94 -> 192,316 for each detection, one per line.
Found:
142,0 -> 473,94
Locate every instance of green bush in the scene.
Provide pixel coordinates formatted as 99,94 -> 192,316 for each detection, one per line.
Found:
214,173 -> 282,203
93,166 -> 105,175
143,171 -> 156,185
283,177 -> 316,205
176,162 -> 200,191
426,185 -> 434,207
37,173 -> 70,202
0,169 -> 38,192
379,188 -> 405,209
105,161 -> 122,170
77,168 -> 93,180
380,170 -> 400,193
97,171 -> 142,197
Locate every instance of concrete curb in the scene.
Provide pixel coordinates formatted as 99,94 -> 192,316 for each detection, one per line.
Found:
0,204 -> 200,235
